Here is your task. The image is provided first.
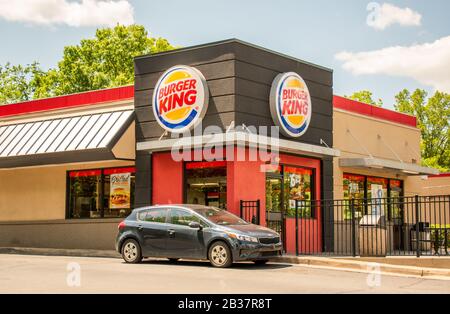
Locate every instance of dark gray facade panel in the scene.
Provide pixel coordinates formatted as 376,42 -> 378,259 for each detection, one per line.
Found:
235,77 -> 332,103
138,112 -> 236,141
235,60 -> 332,90
134,77 -> 235,109
233,42 -> 333,86
135,60 -> 236,92
234,114 -> 333,146
134,151 -> 152,208
134,42 -> 236,76
135,95 -> 235,124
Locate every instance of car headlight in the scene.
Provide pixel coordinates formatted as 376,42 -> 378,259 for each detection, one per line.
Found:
227,232 -> 259,243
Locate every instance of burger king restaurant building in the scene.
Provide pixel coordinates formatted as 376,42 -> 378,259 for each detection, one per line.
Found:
0,39 -> 442,254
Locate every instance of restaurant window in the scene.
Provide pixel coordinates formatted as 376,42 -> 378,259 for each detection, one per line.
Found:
343,174 -> 366,219
389,179 -> 404,221
185,162 -> 227,209
68,167 -> 135,219
342,173 -> 403,220
284,167 -> 314,218
367,176 -> 388,216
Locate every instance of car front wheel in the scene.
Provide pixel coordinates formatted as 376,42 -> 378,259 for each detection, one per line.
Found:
121,239 -> 142,264
208,241 -> 233,268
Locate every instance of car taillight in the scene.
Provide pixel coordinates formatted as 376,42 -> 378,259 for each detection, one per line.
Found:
118,221 -> 126,230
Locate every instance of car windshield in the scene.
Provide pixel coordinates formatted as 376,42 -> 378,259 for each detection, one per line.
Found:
192,207 -> 248,226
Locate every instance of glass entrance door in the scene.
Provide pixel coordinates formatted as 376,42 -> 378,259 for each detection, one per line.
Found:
266,176 -> 285,244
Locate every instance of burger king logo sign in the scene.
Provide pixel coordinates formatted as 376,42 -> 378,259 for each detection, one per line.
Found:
153,65 -> 209,133
270,72 -> 312,138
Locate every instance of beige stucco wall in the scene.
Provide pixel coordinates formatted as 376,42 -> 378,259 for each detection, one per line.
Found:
333,109 -> 423,199
407,176 -> 450,196
0,160 -> 134,222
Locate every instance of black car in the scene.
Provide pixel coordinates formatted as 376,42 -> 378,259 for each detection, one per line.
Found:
115,205 -> 282,267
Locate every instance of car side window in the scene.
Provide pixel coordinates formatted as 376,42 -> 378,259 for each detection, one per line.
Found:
169,209 -> 206,227
139,208 -> 168,223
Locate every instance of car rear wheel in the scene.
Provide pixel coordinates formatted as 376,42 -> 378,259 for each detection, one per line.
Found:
208,241 -> 232,268
121,239 -> 142,264
253,260 -> 269,265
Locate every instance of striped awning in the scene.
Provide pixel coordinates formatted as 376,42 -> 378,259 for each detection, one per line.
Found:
0,110 -> 134,168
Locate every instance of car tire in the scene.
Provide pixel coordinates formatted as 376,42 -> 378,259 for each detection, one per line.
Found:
121,239 -> 142,264
208,241 -> 233,268
168,258 -> 180,263
253,260 -> 269,265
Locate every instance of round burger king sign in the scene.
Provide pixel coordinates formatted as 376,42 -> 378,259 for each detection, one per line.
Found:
270,72 -> 312,138
153,65 -> 209,133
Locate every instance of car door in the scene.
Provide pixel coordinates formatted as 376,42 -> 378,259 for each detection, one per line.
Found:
137,208 -> 170,257
165,208 -> 207,259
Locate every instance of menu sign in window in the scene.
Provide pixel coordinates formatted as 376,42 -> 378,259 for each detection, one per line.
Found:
110,173 -> 131,209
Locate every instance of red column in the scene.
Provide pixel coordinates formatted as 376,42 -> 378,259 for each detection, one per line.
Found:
152,152 -> 183,205
227,148 -> 266,225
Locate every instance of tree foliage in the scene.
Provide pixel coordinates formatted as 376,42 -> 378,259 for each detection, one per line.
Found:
0,24 -> 175,103
346,90 -> 383,107
395,89 -> 450,172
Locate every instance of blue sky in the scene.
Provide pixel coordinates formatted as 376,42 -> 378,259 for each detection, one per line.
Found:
1,0 -> 449,109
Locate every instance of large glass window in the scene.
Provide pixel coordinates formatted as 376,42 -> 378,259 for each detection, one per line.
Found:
342,173 -> 403,220
185,162 -> 227,209
284,167 -> 314,218
343,174 -> 366,219
68,167 -> 135,219
389,179 -> 403,220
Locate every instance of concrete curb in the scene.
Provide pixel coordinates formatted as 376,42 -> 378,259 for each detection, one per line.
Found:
271,256 -> 450,280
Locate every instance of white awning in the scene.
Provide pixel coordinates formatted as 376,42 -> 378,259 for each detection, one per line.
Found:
339,157 -> 439,176
137,131 -> 340,158
0,110 -> 134,168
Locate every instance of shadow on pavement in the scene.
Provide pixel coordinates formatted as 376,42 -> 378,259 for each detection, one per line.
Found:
133,258 -> 292,270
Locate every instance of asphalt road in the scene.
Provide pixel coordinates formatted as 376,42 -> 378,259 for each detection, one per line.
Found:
0,254 -> 449,294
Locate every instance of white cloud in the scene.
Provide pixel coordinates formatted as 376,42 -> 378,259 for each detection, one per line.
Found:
335,36 -> 450,93
0,0 -> 134,27
367,2 -> 422,30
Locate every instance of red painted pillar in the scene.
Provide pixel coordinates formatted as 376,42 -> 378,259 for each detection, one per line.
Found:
152,152 -> 183,205
227,148 -> 266,225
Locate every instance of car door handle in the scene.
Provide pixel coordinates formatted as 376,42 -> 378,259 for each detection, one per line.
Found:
137,225 -> 144,231
168,229 -> 176,236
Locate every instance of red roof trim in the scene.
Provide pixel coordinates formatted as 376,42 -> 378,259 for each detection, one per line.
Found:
0,85 -> 134,118
333,95 -> 417,128
429,173 -> 450,178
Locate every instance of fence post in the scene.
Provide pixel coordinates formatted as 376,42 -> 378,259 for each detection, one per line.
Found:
256,200 -> 261,225
295,200 -> 299,256
415,195 -> 421,258
350,199 -> 357,257
240,200 -> 243,221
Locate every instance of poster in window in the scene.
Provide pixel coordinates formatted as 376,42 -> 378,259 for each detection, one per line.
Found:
110,173 -> 131,209
371,184 -> 384,216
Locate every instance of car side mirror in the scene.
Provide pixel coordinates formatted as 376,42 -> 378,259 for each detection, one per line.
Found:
189,221 -> 202,230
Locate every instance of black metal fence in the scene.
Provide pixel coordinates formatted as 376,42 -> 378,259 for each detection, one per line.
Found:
240,200 -> 260,225
294,195 -> 450,257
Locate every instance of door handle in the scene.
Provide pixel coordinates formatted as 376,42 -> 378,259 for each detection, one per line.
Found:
168,229 -> 176,236
138,225 -> 144,231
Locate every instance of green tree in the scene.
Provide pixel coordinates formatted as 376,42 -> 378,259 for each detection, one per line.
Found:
346,90 -> 383,107
0,24 -> 175,103
395,89 -> 450,172
0,62 -> 44,104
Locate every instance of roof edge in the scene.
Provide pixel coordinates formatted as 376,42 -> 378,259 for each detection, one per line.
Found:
135,38 -> 333,73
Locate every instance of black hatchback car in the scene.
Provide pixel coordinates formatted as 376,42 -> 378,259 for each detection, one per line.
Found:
116,205 -> 282,267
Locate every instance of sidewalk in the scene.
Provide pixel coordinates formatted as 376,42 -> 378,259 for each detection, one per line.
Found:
273,255 -> 450,280
1,247 -> 450,280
